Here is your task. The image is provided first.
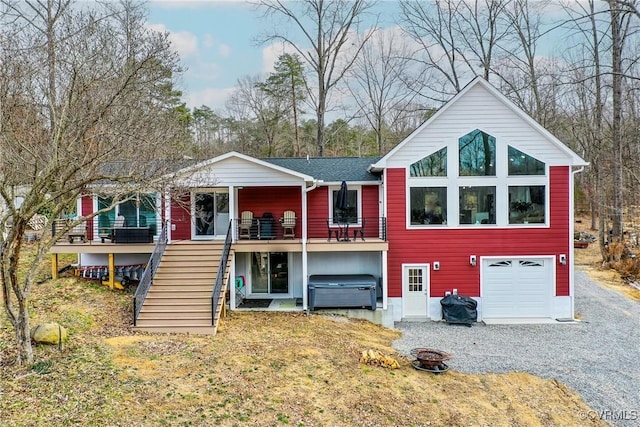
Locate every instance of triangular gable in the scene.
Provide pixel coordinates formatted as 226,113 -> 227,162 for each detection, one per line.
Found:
172,151 -> 316,184
373,77 -> 587,170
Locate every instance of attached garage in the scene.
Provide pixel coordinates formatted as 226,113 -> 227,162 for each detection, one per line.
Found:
481,257 -> 554,319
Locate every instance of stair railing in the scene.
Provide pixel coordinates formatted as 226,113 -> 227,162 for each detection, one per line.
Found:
211,221 -> 233,325
133,220 -> 169,326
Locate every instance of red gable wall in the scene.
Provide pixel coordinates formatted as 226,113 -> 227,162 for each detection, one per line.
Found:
386,167 -> 570,299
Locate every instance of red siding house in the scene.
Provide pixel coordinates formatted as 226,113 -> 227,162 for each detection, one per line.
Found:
51,78 -> 586,332
371,77 -> 587,322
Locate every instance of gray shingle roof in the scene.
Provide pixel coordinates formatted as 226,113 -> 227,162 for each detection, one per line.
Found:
263,157 -> 382,183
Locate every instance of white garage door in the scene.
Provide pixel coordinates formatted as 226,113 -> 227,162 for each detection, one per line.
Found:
482,258 -> 553,318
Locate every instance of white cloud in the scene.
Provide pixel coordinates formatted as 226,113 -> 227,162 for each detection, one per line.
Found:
260,42 -> 303,74
186,86 -> 236,111
148,23 -> 199,59
218,43 -> 232,58
203,34 -> 215,49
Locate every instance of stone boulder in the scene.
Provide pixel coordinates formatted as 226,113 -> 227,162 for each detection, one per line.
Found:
30,322 -> 68,345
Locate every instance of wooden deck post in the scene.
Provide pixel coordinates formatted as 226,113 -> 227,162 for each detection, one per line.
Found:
51,254 -> 58,279
108,253 -> 115,289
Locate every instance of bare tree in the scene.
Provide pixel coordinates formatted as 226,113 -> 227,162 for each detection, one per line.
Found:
256,0 -> 377,156
346,29 -> 420,155
0,0 -> 185,365
229,74 -> 289,157
399,0 -> 510,98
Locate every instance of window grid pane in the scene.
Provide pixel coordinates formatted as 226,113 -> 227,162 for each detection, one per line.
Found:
408,268 -> 423,292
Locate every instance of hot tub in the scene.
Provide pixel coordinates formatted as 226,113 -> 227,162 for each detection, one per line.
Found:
308,274 -> 377,311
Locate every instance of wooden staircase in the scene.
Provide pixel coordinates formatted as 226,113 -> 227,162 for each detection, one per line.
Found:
133,241 -> 232,334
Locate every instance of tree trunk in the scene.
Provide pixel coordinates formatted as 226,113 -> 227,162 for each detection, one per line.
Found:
291,75 -> 301,157
609,1 -> 624,242
15,301 -> 33,365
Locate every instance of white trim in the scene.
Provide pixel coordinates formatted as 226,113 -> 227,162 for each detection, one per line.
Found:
302,184 -> 309,310
480,255 -> 556,320
401,263 -> 430,319
373,77 -> 588,169
190,189 -> 229,240
328,184 -> 362,226
172,151 -> 315,182
404,134 -> 552,228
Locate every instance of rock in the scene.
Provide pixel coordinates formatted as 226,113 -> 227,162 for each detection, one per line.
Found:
30,322 -> 68,345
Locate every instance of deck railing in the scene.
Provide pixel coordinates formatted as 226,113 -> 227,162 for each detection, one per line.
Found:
234,216 -> 387,241
211,221 -> 233,325
133,220 -> 168,326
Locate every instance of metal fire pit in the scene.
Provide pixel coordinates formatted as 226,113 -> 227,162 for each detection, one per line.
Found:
410,348 -> 452,373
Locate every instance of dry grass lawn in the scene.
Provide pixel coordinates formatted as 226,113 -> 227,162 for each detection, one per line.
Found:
0,243 -> 617,426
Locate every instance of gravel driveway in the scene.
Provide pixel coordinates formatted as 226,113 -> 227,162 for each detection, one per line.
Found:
392,269 -> 640,426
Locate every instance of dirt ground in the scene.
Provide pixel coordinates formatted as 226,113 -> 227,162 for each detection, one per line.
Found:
0,242 -> 620,426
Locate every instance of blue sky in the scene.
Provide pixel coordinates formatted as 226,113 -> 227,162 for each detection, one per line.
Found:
148,1 -> 268,111
147,0 -> 398,112
147,1 -> 570,114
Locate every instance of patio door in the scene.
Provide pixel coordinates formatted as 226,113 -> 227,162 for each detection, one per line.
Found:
250,252 -> 289,295
402,264 -> 429,319
193,191 -> 229,239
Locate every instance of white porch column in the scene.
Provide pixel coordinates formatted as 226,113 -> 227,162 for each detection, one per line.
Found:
229,185 -> 236,241
164,187 -> 172,243
301,183 -> 308,310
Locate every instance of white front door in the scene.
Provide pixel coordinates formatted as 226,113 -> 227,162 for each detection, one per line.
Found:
402,264 -> 429,319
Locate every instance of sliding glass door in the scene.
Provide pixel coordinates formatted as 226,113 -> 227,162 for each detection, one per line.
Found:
250,252 -> 289,295
193,191 -> 229,239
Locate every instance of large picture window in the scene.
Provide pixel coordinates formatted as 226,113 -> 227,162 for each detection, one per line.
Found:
97,194 -> 158,235
459,186 -> 495,225
410,187 -> 447,225
459,130 -> 495,176
509,186 -> 545,224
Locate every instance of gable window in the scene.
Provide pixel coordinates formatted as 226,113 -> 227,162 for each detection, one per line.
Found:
410,187 -> 447,225
459,186 -> 495,224
410,147 -> 447,177
508,146 -> 545,175
509,186 -> 545,224
459,130 -> 495,176
330,186 -> 360,224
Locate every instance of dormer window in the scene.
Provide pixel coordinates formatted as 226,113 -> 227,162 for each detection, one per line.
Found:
410,147 -> 447,177
459,130 -> 495,176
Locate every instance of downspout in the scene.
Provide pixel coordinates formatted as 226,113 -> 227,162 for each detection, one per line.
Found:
570,166 -> 584,320
301,180 -> 320,311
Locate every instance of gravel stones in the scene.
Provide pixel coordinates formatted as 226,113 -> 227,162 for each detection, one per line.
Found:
392,269 -> 640,427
